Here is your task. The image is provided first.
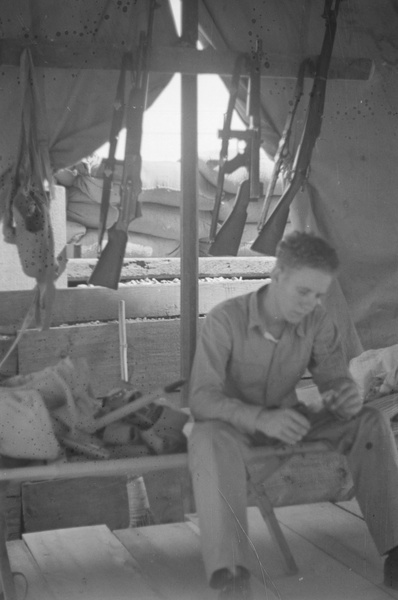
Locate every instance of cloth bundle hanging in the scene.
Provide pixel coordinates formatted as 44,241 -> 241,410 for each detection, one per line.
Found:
2,48 -> 64,330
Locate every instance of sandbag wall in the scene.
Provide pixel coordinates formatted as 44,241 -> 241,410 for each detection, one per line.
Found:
62,158 -> 286,258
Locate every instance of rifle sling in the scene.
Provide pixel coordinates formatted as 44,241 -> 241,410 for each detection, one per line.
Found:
209,54 -> 247,241
98,53 -> 131,250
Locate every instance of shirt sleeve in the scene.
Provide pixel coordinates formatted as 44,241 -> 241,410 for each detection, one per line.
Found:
308,308 -> 360,396
188,308 -> 263,434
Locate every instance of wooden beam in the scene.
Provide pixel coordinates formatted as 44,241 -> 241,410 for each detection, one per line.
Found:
66,255 -> 276,284
0,442 -> 332,483
0,279 -> 267,332
151,47 -> 374,80
0,39 -> 374,80
180,0 -> 199,405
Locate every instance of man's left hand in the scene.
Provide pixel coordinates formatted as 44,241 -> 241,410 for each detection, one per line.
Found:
323,381 -> 363,420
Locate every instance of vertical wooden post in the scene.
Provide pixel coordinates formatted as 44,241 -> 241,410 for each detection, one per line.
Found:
180,0 -> 198,406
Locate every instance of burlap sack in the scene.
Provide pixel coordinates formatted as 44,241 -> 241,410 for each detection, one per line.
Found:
0,387 -> 60,460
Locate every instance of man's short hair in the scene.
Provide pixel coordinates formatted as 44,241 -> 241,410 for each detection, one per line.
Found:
275,231 -> 340,273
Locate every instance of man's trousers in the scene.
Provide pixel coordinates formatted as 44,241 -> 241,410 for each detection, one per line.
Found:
188,407 -> 398,582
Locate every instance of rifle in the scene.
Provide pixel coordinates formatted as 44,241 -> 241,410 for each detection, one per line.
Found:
208,42 -> 262,256
208,54 -> 247,245
89,1 -> 156,289
251,0 -> 341,256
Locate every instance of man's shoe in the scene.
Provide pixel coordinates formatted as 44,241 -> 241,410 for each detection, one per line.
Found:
384,554 -> 398,589
211,567 -> 253,600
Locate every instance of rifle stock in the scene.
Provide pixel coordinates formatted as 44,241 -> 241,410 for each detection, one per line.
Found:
209,180 -> 250,256
88,225 -> 128,290
250,178 -> 299,255
251,0 -> 340,256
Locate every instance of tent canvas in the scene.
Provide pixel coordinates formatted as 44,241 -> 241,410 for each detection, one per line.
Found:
0,0 -> 397,351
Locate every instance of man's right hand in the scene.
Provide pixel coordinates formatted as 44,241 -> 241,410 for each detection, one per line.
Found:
255,408 -> 311,445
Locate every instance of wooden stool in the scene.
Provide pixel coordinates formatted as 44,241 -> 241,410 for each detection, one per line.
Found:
247,477 -> 298,574
245,440 -> 336,575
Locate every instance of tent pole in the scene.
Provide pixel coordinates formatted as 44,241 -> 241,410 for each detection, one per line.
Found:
180,0 -> 199,406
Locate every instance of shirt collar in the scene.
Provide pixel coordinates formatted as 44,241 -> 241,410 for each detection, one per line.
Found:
248,282 -> 306,338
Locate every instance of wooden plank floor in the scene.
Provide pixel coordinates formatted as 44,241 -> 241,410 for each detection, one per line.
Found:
6,502 -> 398,600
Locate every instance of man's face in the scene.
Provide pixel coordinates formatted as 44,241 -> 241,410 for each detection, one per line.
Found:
272,266 -> 333,324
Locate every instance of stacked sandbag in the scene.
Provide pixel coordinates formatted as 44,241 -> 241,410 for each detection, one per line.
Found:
59,157 -> 286,258
70,229 -> 181,259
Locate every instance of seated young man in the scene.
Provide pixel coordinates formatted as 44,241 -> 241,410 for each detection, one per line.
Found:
188,231 -> 398,599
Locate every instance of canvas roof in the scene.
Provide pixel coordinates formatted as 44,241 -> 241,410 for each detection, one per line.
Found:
1,0 -> 397,351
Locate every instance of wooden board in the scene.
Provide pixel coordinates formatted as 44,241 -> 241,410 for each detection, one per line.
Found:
23,524 -> 166,600
8,505 -> 393,600
187,508 -> 392,600
273,502 -> 397,595
115,522 -> 214,600
21,468 -> 192,534
22,476 -> 130,533
6,540 -> 57,600
116,519 -> 284,600
143,468 -> 191,525
4,482 -> 22,541
67,256 -> 275,284
18,319 -> 184,397
0,40 -> 374,79
0,279 -> 266,331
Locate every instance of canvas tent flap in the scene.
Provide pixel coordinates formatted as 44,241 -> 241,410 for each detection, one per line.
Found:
0,0 -> 397,352
0,0 -> 178,181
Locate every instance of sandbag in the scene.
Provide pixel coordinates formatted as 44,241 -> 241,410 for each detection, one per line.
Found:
140,160 -> 181,190
218,194 -> 281,224
67,174 -> 121,207
198,158 -> 284,196
67,169 -> 218,211
128,203 -> 212,240
66,220 -> 86,244
75,228 -> 180,258
67,200 -> 119,229
0,387 -> 60,459
0,357 -> 101,460
141,187 -> 216,211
